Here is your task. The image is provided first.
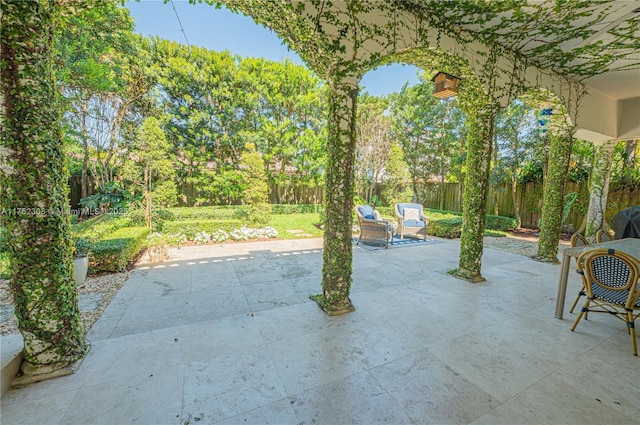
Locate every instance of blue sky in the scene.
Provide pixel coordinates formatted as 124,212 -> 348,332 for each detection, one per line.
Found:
125,0 -> 421,96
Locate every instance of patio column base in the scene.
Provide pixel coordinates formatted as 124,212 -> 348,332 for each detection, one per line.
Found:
532,254 -> 560,264
11,344 -> 90,389
310,294 -> 355,316
450,268 -> 486,283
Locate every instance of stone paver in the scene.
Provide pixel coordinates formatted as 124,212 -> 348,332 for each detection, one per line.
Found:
1,237 -> 638,425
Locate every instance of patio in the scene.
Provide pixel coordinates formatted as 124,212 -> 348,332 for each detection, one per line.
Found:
1,237 -> 637,424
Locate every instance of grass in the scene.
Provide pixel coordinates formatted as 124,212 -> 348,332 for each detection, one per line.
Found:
268,213 -> 324,240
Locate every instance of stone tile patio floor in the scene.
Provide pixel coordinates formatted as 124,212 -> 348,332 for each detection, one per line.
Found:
1,237 -> 638,424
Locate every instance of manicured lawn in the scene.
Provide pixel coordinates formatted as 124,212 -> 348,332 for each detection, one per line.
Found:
268,213 -> 324,240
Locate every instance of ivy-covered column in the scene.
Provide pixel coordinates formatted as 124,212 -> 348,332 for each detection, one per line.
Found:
584,140 -> 614,240
455,92 -> 499,282
311,74 -> 359,315
1,1 -> 88,385
535,130 -> 574,262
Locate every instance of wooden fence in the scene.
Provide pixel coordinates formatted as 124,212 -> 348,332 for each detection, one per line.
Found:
69,176 -> 638,229
415,181 -> 638,230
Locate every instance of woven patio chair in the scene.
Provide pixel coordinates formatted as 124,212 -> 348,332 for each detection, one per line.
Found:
354,205 -> 394,249
394,203 -> 428,240
595,229 -> 613,243
568,233 -> 590,314
570,248 -> 640,356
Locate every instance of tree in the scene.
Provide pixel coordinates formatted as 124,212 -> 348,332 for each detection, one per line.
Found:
239,58 -> 327,201
493,101 -> 537,227
120,117 -> 177,229
355,94 -> 392,202
239,144 -> 270,226
389,74 -> 465,204
56,4 -> 149,195
610,139 -> 639,189
381,143 -> 413,206
150,39 -> 250,205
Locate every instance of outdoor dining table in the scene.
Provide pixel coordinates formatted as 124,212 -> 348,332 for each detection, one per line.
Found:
554,237 -> 640,319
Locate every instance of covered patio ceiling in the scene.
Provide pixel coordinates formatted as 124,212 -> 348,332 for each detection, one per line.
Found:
403,1 -> 640,97
400,0 -> 640,143
220,0 -> 640,143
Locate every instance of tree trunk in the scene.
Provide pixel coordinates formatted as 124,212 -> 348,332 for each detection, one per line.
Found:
455,93 -> 498,282
511,175 -> 521,228
439,178 -> 445,211
585,141 -> 614,239
536,132 -> 574,263
80,96 -> 90,199
492,128 -> 499,215
512,136 -> 521,228
144,165 -> 151,229
313,75 -> 359,315
623,139 -> 637,170
0,0 -> 87,385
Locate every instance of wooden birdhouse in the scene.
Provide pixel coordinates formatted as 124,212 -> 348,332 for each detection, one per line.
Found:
431,72 -> 459,99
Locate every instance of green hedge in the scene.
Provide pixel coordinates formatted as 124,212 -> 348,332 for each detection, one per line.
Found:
90,226 -> 149,274
270,204 -> 323,214
429,218 -> 463,239
72,213 -> 133,242
164,206 -> 242,221
164,204 -> 323,220
122,208 -> 176,231
485,214 -> 518,231
162,219 -> 243,238
424,208 -> 462,217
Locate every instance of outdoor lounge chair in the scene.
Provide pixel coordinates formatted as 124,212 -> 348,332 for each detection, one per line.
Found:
394,203 -> 428,240
570,248 -> 640,356
596,228 -> 613,243
355,205 -> 394,248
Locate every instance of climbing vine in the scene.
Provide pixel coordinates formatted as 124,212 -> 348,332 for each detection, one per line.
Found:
313,74 -> 360,315
211,0 -> 626,287
2,1 -> 632,365
1,0 -> 87,379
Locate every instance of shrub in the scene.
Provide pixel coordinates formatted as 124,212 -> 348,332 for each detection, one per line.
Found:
162,219 -> 242,238
72,214 -> 130,242
239,147 -> 270,226
228,226 -> 278,241
164,206 -> 242,221
90,226 -> 149,274
0,252 -> 9,280
124,208 -> 176,231
317,205 -> 326,225
423,211 -> 515,239
0,227 -> 7,252
270,204 -> 323,214
164,233 -> 188,246
485,214 -> 518,231
376,206 -> 394,217
193,231 -> 212,244
424,208 -> 462,217
428,218 -> 463,239
211,230 -> 230,243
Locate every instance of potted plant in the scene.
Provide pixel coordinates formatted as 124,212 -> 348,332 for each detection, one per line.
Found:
73,236 -> 91,285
